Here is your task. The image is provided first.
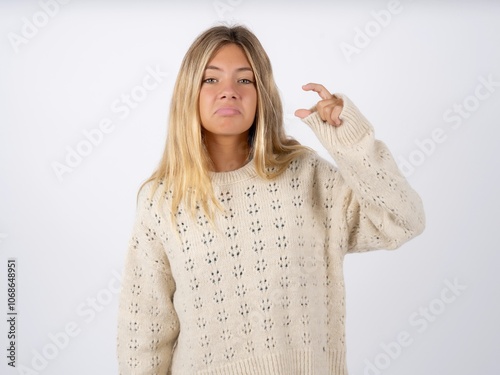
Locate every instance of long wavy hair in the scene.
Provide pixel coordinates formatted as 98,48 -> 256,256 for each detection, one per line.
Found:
142,25 -> 312,229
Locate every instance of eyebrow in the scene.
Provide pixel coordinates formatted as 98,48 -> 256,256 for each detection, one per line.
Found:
204,65 -> 253,72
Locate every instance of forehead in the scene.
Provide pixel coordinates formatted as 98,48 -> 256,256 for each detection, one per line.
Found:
207,43 -> 252,68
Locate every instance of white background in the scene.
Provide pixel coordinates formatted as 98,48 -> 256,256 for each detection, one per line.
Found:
1,0 -> 499,374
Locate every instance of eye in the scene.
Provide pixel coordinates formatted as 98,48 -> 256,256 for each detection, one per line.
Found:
203,78 -> 217,84
239,78 -> 253,84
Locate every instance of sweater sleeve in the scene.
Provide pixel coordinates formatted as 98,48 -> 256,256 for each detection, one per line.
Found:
117,183 -> 180,374
301,93 -> 425,253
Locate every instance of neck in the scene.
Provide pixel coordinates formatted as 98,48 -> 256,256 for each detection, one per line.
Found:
204,133 -> 251,172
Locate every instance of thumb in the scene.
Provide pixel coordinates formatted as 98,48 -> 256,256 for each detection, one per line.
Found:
294,109 -> 312,119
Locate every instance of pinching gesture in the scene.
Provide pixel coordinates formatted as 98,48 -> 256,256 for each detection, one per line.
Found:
295,83 -> 344,127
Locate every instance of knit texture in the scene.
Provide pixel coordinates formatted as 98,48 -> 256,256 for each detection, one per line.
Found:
117,94 -> 425,375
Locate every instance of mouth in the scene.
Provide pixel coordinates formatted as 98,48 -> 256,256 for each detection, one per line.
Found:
215,107 -> 241,116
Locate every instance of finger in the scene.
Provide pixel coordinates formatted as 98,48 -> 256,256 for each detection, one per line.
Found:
301,83 -> 333,101
317,98 -> 343,126
317,100 -> 337,126
331,105 -> 343,126
294,108 -> 313,119
316,104 -> 332,125
316,98 -> 343,114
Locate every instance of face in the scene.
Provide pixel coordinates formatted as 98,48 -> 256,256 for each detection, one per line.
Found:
199,43 -> 257,141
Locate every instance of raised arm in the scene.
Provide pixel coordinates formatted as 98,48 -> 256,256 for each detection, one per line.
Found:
296,84 -> 425,252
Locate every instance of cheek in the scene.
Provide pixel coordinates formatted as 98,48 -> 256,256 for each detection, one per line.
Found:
199,92 -> 210,121
246,89 -> 258,115
251,97 -> 258,118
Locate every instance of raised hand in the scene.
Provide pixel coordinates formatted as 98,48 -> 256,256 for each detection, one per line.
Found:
294,83 -> 344,127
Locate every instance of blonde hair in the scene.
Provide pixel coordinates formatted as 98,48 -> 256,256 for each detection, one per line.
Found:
142,25 -> 312,229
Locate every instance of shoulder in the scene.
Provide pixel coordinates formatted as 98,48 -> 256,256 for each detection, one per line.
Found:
137,180 -> 155,205
296,153 -> 345,197
136,179 -> 172,211
288,150 -> 338,176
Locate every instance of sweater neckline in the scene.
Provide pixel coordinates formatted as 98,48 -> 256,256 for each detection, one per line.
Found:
209,157 -> 257,185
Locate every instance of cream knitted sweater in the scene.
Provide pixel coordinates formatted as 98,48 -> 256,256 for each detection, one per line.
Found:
117,94 -> 425,375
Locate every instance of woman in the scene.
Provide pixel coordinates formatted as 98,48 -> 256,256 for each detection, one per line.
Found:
117,25 -> 425,375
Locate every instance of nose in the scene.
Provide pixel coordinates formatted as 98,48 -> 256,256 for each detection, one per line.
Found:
219,81 -> 239,100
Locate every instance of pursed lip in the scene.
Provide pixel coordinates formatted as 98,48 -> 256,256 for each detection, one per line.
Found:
215,107 -> 241,116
